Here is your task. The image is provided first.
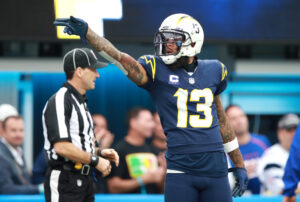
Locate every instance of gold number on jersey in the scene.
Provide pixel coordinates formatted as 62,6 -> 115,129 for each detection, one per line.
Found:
174,88 -> 213,128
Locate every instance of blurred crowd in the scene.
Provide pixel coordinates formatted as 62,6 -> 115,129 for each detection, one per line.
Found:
0,102 -> 299,197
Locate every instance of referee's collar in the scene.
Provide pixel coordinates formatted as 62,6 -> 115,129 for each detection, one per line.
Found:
63,82 -> 87,104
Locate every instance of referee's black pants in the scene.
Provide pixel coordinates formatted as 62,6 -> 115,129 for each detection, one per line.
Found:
44,168 -> 95,202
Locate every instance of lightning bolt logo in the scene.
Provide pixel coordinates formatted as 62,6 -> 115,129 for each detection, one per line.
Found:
141,56 -> 156,81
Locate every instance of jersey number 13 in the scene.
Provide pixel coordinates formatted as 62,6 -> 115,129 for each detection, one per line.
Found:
174,88 -> 213,128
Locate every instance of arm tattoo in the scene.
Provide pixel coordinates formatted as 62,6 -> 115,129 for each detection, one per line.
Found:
86,28 -> 148,85
120,54 -> 145,85
215,95 -> 245,167
215,95 -> 235,143
228,149 -> 245,168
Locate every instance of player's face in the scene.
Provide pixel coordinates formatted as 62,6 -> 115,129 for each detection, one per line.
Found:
165,38 -> 179,55
155,32 -> 184,56
163,33 -> 184,55
3,118 -> 24,148
226,106 -> 249,136
82,67 -> 100,90
134,110 -> 155,138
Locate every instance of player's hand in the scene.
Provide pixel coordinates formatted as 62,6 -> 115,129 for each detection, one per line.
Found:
228,167 -> 248,197
96,157 -> 111,177
101,149 -> 119,167
53,16 -> 88,44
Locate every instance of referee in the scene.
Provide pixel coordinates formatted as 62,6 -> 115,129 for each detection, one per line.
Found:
42,48 -> 119,202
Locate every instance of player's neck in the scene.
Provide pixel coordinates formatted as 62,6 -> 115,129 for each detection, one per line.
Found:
187,56 -> 195,64
184,57 -> 197,72
125,131 -> 145,146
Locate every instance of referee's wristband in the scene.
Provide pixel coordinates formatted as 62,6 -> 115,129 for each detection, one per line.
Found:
90,154 -> 99,167
97,149 -> 103,157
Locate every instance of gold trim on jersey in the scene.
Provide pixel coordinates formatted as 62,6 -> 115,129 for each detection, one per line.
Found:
221,62 -> 227,81
141,56 -> 156,81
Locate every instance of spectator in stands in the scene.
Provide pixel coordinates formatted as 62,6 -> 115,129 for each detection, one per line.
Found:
0,104 -> 18,138
283,122 -> 300,202
225,105 -> 270,194
93,114 -> 114,150
107,107 -> 165,194
258,114 -> 300,195
0,115 -> 43,194
92,114 -> 115,193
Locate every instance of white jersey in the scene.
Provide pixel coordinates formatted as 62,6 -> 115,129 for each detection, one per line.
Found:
257,144 -> 289,195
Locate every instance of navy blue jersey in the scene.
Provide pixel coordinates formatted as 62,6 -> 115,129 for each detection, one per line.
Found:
138,55 -> 228,155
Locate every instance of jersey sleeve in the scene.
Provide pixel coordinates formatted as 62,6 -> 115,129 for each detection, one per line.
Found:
137,55 -> 157,91
43,91 -> 72,144
215,60 -> 228,95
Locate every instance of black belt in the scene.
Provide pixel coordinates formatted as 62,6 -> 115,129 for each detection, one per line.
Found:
50,162 -> 92,176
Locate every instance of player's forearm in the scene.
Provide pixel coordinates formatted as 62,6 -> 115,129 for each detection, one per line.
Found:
86,28 -> 119,56
218,118 -> 245,167
86,28 -> 147,85
215,96 -> 245,167
227,149 -> 245,168
219,118 -> 245,167
54,141 -> 91,164
108,177 -> 141,193
215,95 -> 235,143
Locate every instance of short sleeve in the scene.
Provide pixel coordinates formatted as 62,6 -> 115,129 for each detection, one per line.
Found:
215,61 -> 228,95
137,55 -> 157,91
43,90 -> 72,145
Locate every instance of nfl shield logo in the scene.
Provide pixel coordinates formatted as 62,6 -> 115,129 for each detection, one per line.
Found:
189,78 -> 195,85
77,179 -> 82,187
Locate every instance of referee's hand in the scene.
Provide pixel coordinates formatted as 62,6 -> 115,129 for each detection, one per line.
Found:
101,148 -> 119,167
96,157 -> 111,177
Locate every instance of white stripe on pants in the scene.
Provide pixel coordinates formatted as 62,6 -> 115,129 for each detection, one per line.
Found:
50,170 -> 61,202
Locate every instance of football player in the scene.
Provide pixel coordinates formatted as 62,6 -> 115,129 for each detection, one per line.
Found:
54,13 -> 248,202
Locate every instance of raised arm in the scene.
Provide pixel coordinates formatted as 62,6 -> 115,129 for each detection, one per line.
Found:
54,17 -> 148,86
86,28 -> 148,85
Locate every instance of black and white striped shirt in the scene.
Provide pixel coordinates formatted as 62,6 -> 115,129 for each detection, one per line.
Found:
42,82 -> 95,163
